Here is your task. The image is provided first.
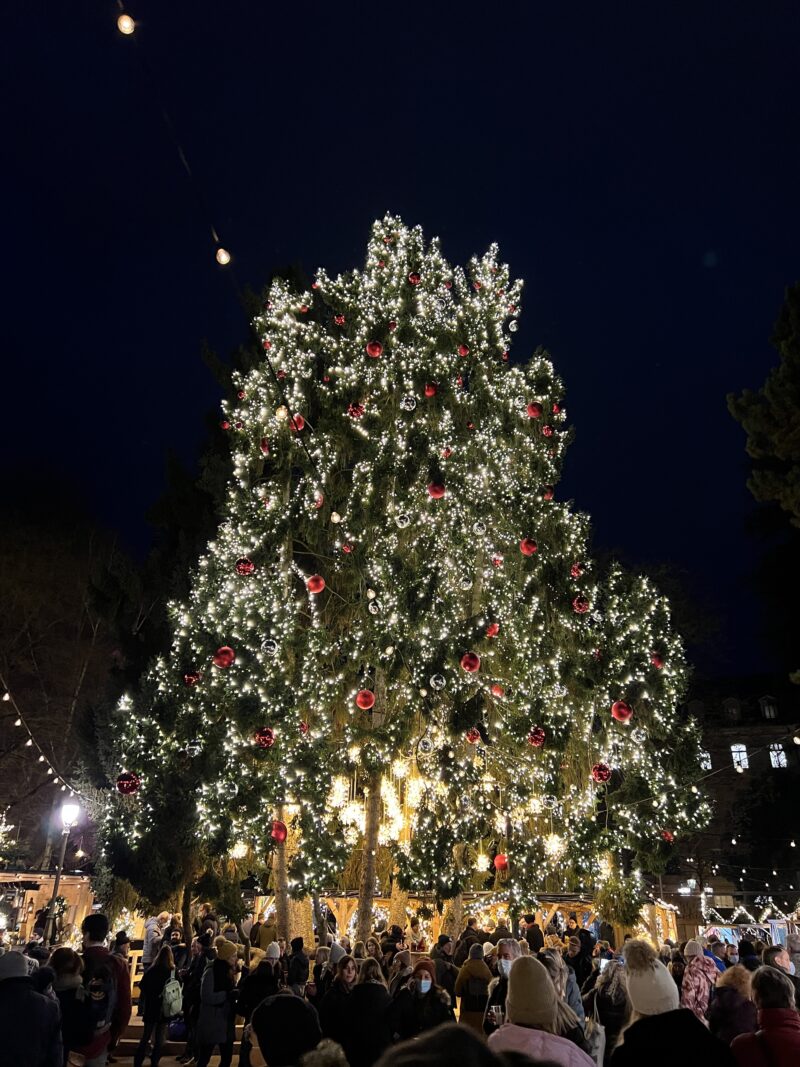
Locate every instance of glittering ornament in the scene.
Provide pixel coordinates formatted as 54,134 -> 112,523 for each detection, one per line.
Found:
347,402 -> 365,418
342,544 -> 352,554
259,437 -> 270,455
631,727 -> 647,743
306,574 -> 326,594
290,413 -> 305,432
485,622 -> 500,638
458,344 -> 470,357
494,853 -> 509,871
254,727 -> 276,749
418,736 -> 433,753
356,689 -> 375,710
116,771 -> 141,795
460,651 -> 481,673
466,727 -> 481,744
460,577 -> 473,590
185,739 -> 201,757
660,829 -> 674,844
314,491 -> 325,509
611,700 -> 633,723
334,314 -> 345,325
591,762 -> 612,783
474,521 -> 487,535
407,271 -> 421,285
430,673 -> 446,690
424,383 -> 437,397
542,485 -> 555,501
400,395 -> 417,411
542,794 -> 558,809
182,669 -> 202,687
271,819 -> 288,843
365,341 -> 383,358
235,557 -> 255,576
527,402 -> 543,419
275,405 -> 289,422
212,646 -> 236,669
570,562 -> 584,579
427,482 -> 446,499
299,721 -> 310,735
650,652 -> 665,669
330,511 -> 342,524
368,600 -> 380,615
572,595 -> 590,614
395,513 -> 411,529
262,639 -> 278,656
491,684 -> 505,697
527,726 -> 546,747
491,555 -> 504,568
542,424 -> 554,437
388,320 -> 398,331
508,320 -> 519,332
520,538 -> 538,556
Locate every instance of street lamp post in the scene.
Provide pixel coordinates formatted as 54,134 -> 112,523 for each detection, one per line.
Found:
44,801 -> 80,945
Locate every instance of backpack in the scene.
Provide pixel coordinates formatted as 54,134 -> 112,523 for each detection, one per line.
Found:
81,952 -> 117,1038
161,969 -> 183,1018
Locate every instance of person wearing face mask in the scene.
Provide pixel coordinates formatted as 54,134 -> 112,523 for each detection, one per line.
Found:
455,943 -> 493,1034
387,958 -> 454,1040
725,944 -> 740,968
484,937 -> 521,1035
762,944 -> 800,1008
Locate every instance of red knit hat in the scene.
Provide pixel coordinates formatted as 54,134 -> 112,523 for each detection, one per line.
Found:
411,957 -> 437,984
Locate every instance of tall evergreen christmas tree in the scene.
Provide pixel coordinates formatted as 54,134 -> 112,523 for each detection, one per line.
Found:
105,217 -> 709,932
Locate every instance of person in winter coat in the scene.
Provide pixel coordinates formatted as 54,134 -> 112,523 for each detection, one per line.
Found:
387,958 -> 455,1041
536,951 -> 591,1054
317,942 -> 344,1001
492,922 -> 512,945
237,958 -> 281,1067
306,946 -> 330,1008
432,938 -> 459,1003
786,933 -> 800,977
78,913 -> 133,1064
287,936 -> 310,995
341,957 -> 392,1067
738,941 -> 761,973
319,954 -> 358,1046
455,943 -> 493,1034
179,933 -> 214,1062
0,950 -> 63,1067
454,919 -> 483,966
540,949 -> 587,1029
582,959 -> 630,1062
484,938 -> 522,1036
708,965 -> 758,1046
255,912 -> 278,953
142,911 -> 170,969
488,955 -> 594,1067
49,947 -> 95,1066
566,936 -> 593,990
133,944 -> 174,1067
388,949 -> 414,998
252,990 -> 322,1067
195,941 -> 238,1067
731,964 -> 800,1067
681,938 -> 721,1021
762,944 -> 800,1008
609,940 -> 735,1067
522,915 -> 545,953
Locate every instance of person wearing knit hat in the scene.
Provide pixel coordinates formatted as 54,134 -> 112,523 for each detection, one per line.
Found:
386,956 -> 455,1041
610,940 -> 737,1067
214,935 -> 238,964
265,940 -> 281,960
680,939 -> 721,1021
0,950 -> 63,1067
488,956 -> 594,1066
455,942 -> 494,1034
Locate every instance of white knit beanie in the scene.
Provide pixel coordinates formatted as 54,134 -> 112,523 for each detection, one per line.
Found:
684,939 -> 703,958
623,940 -> 679,1016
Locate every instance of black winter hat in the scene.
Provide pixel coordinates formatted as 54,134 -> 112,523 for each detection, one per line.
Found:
290,936 -> 304,952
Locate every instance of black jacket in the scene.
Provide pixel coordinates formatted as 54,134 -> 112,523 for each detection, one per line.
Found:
454,928 -> 481,966
387,985 -> 454,1041
138,964 -> 171,1022
0,976 -> 63,1067
341,982 -> 392,1067
319,979 -> 353,1046
287,949 -> 309,987
483,976 -> 508,1036
610,1008 -> 736,1067
526,924 -> 544,952
237,963 -> 281,1022
434,957 -> 459,1001
707,985 -> 758,1046
583,986 -> 629,1061
566,950 -> 593,989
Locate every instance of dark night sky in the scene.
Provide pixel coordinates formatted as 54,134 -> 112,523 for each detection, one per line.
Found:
5,2 -> 800,676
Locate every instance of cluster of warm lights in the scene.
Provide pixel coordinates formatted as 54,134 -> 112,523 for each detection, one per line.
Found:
105,216 -> 709,907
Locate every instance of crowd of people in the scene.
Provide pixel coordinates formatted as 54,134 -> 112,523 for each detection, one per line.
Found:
1,905 -> 800,1067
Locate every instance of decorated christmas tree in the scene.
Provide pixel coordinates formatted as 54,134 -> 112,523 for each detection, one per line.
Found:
105,217 -> 709,934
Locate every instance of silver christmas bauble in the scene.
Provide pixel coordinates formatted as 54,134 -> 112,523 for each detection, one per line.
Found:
185,739 -> 201,758
418,736 -> 433,753
400,395 -> 417,412
368,600 -> 380,615
460,577 -> 474,590
262,639 -> 278,656
430,673 -> 446,690
508,320 -> 519,332
542,794 -> 558,809
474,521 -> 487,535
395,513 -> 411,529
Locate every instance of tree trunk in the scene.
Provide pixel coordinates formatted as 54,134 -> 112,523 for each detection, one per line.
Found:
441,894 -> 464,939
272,808 -> 290,941
180,884 -> 192,944
389,876 -> 409,929
355,771 -> 383,944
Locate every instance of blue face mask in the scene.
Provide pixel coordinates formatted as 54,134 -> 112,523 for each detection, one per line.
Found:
729,955 -> 739,965
418,978 -> 432,994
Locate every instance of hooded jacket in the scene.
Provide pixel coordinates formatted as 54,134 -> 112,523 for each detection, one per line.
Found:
681,954 -> 720,1020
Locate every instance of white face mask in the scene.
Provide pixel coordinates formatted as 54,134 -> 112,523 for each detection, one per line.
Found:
790,962 -> 797,976
497,959 -> 512,978
418,978 -> 432,994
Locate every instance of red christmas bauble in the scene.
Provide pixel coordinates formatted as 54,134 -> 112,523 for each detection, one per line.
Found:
441,447 -> 452,458
116,771 -> 141,796
591,762 -> 612,783
347,402 -> 365,419
259,437 -> 270,455
366,341 -> 383,359
520,538 -> 538,556
611,700 -> 633,723
290,413 -> 305,432
356,689 -> 375,710
342,543 -> 352,554
473,281 -> 482,291
314,491 -> 325,509
235,557 -> 255,576
572,595 -> 590,614
493,853 -> 509,871
491,555 -> 504,568
458,344 -> 470,357
299,721 -> 310,735
307,574 -> 326,594
334,314 -> 345,325
262,339 -> 272,350
527,402 -> 543,419
220,420 -> 231,431
460,651 -> 481,673
542,424 -> 554,437
491,683 -> 505,697
542,485 -> 555,501
650,652 -> 664,669
427,482 -> 446,499
299,304 -> 309,314
182,670 -> 202,687
271,818 -> 288,843
466,727 -> 481,744
527,726 -> 546,747
407,271 -> 421,285
424,383 -> 437,397
485,622 -> 500,637
552,402 -> 561,414
444,279 -> 453,289
661,829 -> 675,844
388,320 -> 398,331
212,646 -> 236,669
237,390 -> 246,400
254,727 -> 276,749
570,562 -> 584,579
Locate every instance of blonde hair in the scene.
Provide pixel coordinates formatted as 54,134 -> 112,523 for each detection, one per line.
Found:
518,939 -> 531,955
717,964 -> 752,998
315,946 -> 330,966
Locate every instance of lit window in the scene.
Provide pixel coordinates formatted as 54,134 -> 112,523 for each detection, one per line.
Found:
700,750 -> 712,771
769,743 -> 787,769
731,744 -> 749,771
